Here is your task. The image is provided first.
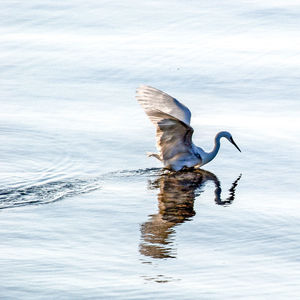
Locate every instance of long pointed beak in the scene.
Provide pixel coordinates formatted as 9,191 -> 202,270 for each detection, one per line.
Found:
230,137 -> 241,152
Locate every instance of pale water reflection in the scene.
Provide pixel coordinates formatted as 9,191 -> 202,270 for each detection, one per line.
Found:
140,170 -> 242,259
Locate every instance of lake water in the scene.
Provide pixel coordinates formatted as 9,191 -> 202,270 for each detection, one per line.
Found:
1,0 -> 300,298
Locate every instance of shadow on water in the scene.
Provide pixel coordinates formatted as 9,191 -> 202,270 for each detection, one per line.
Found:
139,169 -> 242,259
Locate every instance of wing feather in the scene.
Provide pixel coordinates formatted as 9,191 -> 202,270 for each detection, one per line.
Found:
136,85 -> 191,126
136,85 -> 195,161
154,111 -> 194,161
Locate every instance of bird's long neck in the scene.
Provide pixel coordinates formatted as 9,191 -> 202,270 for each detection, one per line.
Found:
202,133 -> 221,165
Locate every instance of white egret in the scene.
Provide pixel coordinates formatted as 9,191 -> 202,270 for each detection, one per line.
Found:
136,85 -> 241,171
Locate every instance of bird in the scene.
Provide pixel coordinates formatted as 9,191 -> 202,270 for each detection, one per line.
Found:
136,85 -> 241,171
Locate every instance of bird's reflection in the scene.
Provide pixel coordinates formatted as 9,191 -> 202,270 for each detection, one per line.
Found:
139,169 -> 242,259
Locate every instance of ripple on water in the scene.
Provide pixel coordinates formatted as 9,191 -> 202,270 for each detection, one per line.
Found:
0,178 -> 101,209
0,126 -> 80,187
0,125 -> 101,209
0,123 -> 161,209
0,143 -> 243,212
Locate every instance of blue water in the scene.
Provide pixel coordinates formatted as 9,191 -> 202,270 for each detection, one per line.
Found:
1,0 -> 300,298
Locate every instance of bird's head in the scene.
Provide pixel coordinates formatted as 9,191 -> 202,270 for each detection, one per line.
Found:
218,131 -> 241,152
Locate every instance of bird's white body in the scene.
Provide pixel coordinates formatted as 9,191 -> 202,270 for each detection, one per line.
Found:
136,85 -> 240,171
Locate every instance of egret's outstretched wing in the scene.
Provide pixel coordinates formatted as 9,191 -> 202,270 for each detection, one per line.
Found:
140,108 -> 194,161
136,85 -> 191,126
153,110 -> 194,160
136,86 -> 197,162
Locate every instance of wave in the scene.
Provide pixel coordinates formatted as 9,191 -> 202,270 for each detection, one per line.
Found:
0,167 -> 241,210
0,177 -> 101,209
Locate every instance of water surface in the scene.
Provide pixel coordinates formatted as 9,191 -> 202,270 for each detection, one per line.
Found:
1,0 -> 300,298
